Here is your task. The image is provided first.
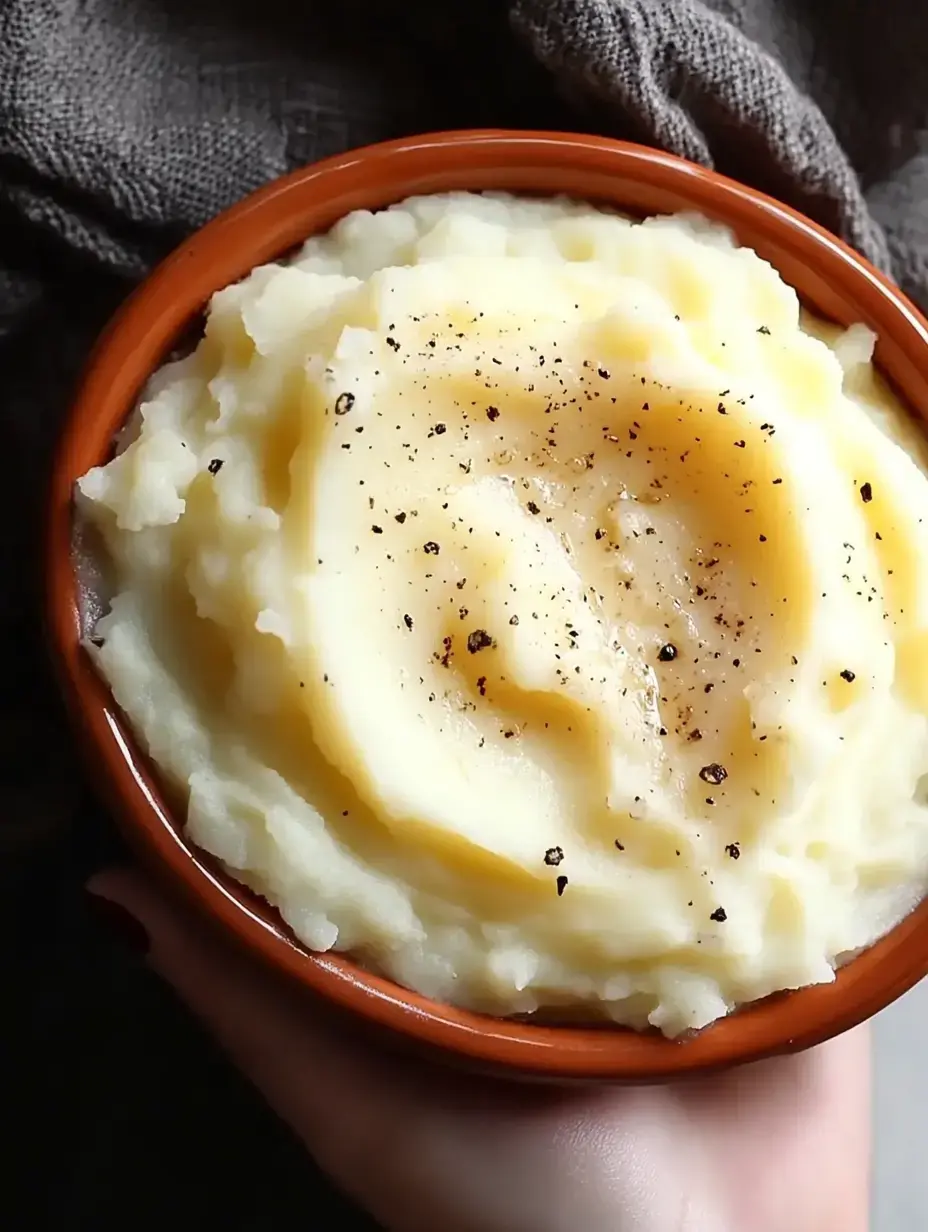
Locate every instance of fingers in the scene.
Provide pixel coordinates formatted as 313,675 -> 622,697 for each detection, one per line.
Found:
87,869 -> 659,1232
87,868 -> 871,1232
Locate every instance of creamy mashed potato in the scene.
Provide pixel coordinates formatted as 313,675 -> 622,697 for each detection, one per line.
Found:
77,193 -> 928,1035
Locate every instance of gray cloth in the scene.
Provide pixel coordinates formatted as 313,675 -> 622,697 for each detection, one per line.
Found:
2,0 -> 926,1224
2,0 -> 927,313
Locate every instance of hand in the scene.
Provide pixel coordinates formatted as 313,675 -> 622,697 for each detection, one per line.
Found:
88,870 -> 870,1232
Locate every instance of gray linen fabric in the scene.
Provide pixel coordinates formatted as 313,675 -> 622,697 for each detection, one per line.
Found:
2,0 -> 927,308
2,1 -> 925,1223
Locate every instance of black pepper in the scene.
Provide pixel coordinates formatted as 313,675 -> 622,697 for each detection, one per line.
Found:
556,875 -> 568,896
710,907 -> 727,922
334,392 -> 355,416
544,846 -> 564,866
658,643 -> 678,662
404,614 -> 414,631
840,669 -> 856,682
486,406 -> 500,421
467,629 -> 495,654
699,763 -> 728,785
860,482 -> 873,503
207,458 -> 223,475
527,501 -> 541,515
423,541 -> 440,555
371,525 -> 383,534
724,842 -> 740,860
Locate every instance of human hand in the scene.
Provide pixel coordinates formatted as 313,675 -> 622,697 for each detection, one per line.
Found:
88,870 -> 870,1232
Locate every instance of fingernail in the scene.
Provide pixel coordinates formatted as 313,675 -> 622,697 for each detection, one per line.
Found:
85,892 -> 151,958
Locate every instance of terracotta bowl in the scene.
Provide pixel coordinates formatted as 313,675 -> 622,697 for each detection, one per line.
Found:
47,130 -> 928,1081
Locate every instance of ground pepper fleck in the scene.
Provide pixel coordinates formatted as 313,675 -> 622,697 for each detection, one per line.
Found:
658,643 -> 677,662
334,392 -> 355,416
544,846 -> 564,866
860,482 -> 873,503
467,629 -> 495,654
840,669 -> 856,682
423,541 -> 440,555
556,875 -> 568,896
403,614 -> 413,631
486,406 -> 500,421
710,907 -> 728,922
724,843 -> 741,859
699,763 -> 728,785
207,458 -> 223,475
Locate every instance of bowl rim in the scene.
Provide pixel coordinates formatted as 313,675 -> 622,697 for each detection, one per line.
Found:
46,128 -> 928,1080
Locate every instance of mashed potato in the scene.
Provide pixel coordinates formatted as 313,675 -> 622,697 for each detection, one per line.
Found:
77,193 -> 928,1035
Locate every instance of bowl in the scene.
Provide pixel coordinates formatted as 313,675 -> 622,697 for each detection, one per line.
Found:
46,129 -> 928,1081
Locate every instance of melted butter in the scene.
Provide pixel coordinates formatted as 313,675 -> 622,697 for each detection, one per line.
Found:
294,303 -> 822,869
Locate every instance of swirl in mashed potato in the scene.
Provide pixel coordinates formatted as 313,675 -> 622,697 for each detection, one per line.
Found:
77,193 -> 928,1035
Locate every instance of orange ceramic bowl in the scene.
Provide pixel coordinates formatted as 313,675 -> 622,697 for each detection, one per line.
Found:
47,130 -> 928,1081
